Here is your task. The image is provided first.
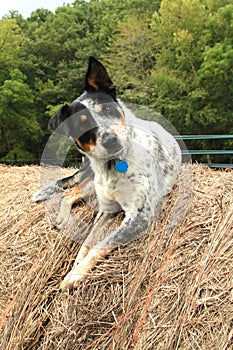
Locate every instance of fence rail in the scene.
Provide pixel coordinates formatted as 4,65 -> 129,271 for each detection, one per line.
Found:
176,135 -> 233,140
176,134 -> 233,168
1,135 -> 232,169
182,150 -> 233,155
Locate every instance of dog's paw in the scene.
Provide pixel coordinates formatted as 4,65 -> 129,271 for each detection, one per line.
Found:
60,266 -> 87,291
32,183 -> 61,202
59,247 -> 105,291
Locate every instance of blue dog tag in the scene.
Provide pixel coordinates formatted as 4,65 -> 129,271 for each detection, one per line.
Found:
115,160 -> 128,173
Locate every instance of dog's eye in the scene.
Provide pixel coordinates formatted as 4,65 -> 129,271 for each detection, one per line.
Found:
102,105 -> 112,113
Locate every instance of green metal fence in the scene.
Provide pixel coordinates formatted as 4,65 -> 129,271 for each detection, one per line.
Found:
176,135 -> 233,168
1,135 -> 232,169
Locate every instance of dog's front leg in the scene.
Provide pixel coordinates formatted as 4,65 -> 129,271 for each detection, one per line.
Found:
60,212 -> 117,291
60,211 -> 150,291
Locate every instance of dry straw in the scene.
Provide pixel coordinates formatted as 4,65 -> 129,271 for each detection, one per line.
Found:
0,164 -> 232,349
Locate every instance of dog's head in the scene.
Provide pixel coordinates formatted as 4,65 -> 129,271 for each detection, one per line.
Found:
49,57 -> 126,159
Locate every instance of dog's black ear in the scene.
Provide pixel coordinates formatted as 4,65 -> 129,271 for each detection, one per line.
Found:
48,104 -> 71,135
85,57 -> 116,100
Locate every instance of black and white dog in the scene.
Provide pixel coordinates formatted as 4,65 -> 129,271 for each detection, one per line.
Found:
33,57 -> 181,291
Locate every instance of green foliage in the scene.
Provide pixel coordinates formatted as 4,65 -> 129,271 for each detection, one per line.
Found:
0,18 -> 22,82
148,0 -> 233,163
0,69 -> 41,162
2,147 -> 34,164
103,16 -> 156,104
150,1 -> 233,131
0,0 -> 232,165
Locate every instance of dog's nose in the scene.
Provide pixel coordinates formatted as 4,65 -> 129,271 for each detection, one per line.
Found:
102,133 -> 121,152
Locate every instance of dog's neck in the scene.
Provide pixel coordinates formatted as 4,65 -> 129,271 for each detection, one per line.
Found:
86,123 -> 133,174
88,153 -> 129,174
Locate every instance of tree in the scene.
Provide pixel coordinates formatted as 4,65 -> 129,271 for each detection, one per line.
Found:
0,18 -> 22,82
0,0 -> 232,165
150,0 -> 233,133
0,69 -> 41,162
195,4 -> 233,134
148,0 -> 233,163
102,16 -> 156,104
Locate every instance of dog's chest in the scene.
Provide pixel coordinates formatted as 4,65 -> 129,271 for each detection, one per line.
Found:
94,165 -> 133,205
95,171 -> 120,201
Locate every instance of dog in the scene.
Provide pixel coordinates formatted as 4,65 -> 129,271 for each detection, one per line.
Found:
33,57 -> 182,291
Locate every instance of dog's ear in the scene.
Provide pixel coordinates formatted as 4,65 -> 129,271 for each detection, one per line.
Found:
48,104 -> 71,135
48,102 -> 96,139
85,56 -> 116,100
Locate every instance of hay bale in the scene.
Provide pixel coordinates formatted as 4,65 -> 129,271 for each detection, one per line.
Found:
0,164 -> 232,350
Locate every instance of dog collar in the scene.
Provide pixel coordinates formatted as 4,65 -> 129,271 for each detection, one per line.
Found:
115,160 -> 128,173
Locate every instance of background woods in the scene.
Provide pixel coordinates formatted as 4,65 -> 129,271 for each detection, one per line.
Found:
0,0 -> 232,165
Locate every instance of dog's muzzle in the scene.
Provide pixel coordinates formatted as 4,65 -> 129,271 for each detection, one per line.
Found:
102,133 -> 122,153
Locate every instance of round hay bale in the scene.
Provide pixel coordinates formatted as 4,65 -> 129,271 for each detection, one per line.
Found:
0,164 -> 232,350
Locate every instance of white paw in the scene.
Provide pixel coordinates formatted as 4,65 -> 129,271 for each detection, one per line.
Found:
60,266 -> 87,291
32,183 -> 61,202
